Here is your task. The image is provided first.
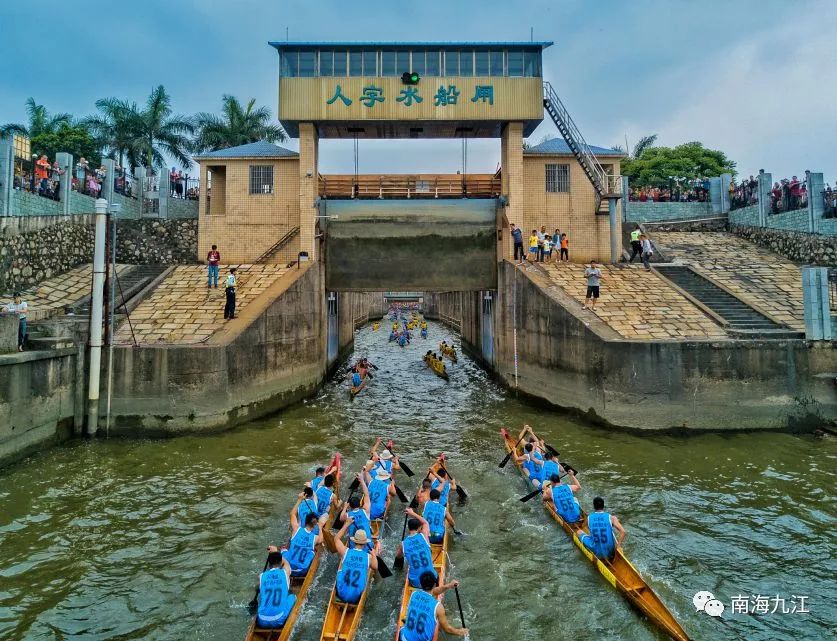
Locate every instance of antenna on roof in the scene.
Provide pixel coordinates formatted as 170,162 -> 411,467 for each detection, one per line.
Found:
530,27 -> 533,42
286,26 -> 289,41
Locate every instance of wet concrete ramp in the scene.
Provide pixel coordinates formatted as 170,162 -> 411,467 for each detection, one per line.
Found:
324,199 -> 498,291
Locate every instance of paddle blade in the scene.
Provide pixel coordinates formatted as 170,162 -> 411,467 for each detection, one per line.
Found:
409,495 -> 419,510
519,488 -> 542,503
376,556 -> 393,578
393,554 -> 404,570
394,484 -> 408,503
498,451 -> 513,468
348,477 -> 360,492
454,484 -> 468,500
545,443 -> 560,457
399,460 -> 415,477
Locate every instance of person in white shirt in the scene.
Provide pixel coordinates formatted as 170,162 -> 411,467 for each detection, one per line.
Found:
3,292 -> 28,351
223,268 -> 237,320
640,235 -> 654,270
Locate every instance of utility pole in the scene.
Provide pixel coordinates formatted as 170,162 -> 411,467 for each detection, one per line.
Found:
86,198 -> 108,435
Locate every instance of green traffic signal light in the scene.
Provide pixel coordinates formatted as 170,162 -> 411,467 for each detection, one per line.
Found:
410,72 -> 420,83
401,71 -> 421,85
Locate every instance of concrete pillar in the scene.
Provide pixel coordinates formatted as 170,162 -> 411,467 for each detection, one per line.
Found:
0,135 -> 13,216
56,152 -> 72,215
802,267 -> 832,340
720,173 -> 732,213
158,170 -> 169,219
135,166 -> 147,218
608,198 -> 620,263
500,122 -> 523,263
709,177 -> 722,215
102,158 -> 115,204
807,171 -> 824,234
298,123 -> 319,260
621,176 -> 630,221
757,170 -> 772,227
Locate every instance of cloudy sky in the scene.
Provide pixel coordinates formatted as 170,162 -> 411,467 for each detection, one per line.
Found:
2,0 -> 835,181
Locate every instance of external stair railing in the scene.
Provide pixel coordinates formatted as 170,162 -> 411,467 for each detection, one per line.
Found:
253,226 -> 300,264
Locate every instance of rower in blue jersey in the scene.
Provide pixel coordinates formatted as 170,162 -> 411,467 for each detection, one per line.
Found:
395,509 -> 438,588
422,488 -> 456,544
513,442 -> 544,487
331,520 -> 378,604
428,469 -> 454,508
255,550 -> 296,628
340,493 -> 374,551
577,496 -> 627,560
542,469 -> 582,523
399,572 -> 469,641
365,467 -> 395,520
296,486 -> 319,526
350,369 -> 366,395
309,466 -> 326,493
288,495 -> 323,576
366,437 -> 401,479
540,451 -> 562,484
314,473 -> 337,525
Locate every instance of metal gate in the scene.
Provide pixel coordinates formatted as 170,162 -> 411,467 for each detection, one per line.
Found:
481,290 -> 495,364
327,292 -> 339,364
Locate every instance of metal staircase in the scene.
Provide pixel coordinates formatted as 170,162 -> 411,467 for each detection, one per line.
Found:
254,226 -> 300,264
543,81 -> 621,205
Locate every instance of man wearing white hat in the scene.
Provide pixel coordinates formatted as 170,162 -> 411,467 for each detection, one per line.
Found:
332,516 -> 380,604
366,437 -> 401,479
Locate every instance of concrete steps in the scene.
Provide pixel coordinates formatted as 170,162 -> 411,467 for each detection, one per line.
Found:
653,265 -> 799,336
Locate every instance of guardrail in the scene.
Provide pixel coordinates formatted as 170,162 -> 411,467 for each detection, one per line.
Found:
319,174 -> 501,199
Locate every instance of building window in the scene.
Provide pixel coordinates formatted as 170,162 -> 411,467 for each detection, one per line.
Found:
381,50 -> 397,76
349,51 -> 363,76
249,165 -> 274,195
460,50 -> 474,76
489,50 -> 504,76
474,50 -> 490,75
444,51 -> 459,76
507,50 -> 524,77
524,51 -> 542,77
281,50 -> 298,76
362,50 -> 377,75
396,49 -> 410,74
319,50 -> 334,76
425,50 -> 441,76
298,51 -> 317,77
545,164 -> 570,193
411,50 -> 425,76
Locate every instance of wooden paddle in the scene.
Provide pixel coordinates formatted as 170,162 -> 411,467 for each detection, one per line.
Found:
393,513 -> 409,569
437,462 -> 468,500
518,468 -> 579,502
247,557 -> 269,611
385,440 -> 415,477
394,484 -> 409,503
376,554 -> 393,578
498,434 -> 526,468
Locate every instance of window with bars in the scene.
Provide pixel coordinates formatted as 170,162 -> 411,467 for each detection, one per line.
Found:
545,164 -> 570,193
249,165 -> 274,195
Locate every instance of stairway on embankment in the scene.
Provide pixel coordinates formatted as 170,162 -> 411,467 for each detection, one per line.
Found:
653,265 -> 800,337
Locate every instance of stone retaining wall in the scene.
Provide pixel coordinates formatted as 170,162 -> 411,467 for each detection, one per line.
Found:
624,201 -> 712,223
0,215 -> 198,293
729,224 -> 837,265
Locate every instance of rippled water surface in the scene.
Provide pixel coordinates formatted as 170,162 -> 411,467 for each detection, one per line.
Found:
1,320 -> 835,640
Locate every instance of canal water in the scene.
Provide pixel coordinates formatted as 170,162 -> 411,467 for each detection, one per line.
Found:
0,320 -> 834,641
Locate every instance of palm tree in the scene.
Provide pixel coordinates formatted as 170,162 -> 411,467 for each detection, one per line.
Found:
129,85 -> 194,170
612,134 -> 658,159
192,95 -> 286,153
82,97 -> 139,169
0,98 -> 72,138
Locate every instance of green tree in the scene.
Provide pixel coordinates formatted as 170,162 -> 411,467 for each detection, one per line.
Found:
31,123 -> 101,166
0,98 -> 72,138
621,142 -> 736,188
192,95 -> 286,153
90,86 -> 194,171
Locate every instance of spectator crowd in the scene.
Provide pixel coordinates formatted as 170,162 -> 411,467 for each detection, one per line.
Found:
169,167 -> 199,200
628,181 -> 710,203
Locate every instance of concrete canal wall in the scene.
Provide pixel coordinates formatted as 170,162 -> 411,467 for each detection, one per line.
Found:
430,261 -> 836,431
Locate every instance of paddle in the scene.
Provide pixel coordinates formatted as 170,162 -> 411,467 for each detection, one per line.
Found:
332,485 -> 356,530
386,440 -> 415,477
438,462 -> 468,500
376,554 -> 393,578
394,484 -> 409,504
454,584 -> 470,640
394,514 -> 408,569
247,557 -> 269,611
518,468 -> 580,502
498,434 -> 526,468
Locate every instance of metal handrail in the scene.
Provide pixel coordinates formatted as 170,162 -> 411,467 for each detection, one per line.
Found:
254,226 -> 300,264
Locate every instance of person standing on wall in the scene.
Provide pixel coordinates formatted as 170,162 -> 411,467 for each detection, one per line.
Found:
3,292 -> 29,351
629,225 -> 642,263
640,234 -> 654,270
582,261 -> 602,311
223,268 -> 237,320
207,244 -> 221,288
510,224 -> 524,263
537,225 -> 547,262
560,233 -> 569,262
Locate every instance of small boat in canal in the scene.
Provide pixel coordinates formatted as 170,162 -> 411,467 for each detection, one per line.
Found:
423,354 -> 449,381
394,454 -> 452,641
439,342 -> 458,363
244,453 -> 342,641
500,428 -> 692,641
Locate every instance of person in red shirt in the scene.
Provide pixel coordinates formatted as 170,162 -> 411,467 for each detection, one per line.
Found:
207,244 -> 220,288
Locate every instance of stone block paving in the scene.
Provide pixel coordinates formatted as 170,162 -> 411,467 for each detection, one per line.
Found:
0,263 -> 131,321
114,264 -> 289,345
651,232 -> 805,331
542,263 -> 727,340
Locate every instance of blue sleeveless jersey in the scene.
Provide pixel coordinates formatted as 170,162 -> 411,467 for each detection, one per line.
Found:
298,497 -> 319,524
315,485 -> 333,518
287,527 -> 316,574
402,533 -> 436,587
311,476 -> 324,492
352,372 -> 362,387
401,590 -> 439,641
551,483 -> 581,523
430,479 -> 451,507
422,501 -> 446,540
258,567 -> 292,626
368,478 -> 389,519
376,459 -> 394,474
336,547 -> 370,604
523,456 -> 543,482
587,511 -> 616,558
347,508 -> 373,543
541,460 -> 560,482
